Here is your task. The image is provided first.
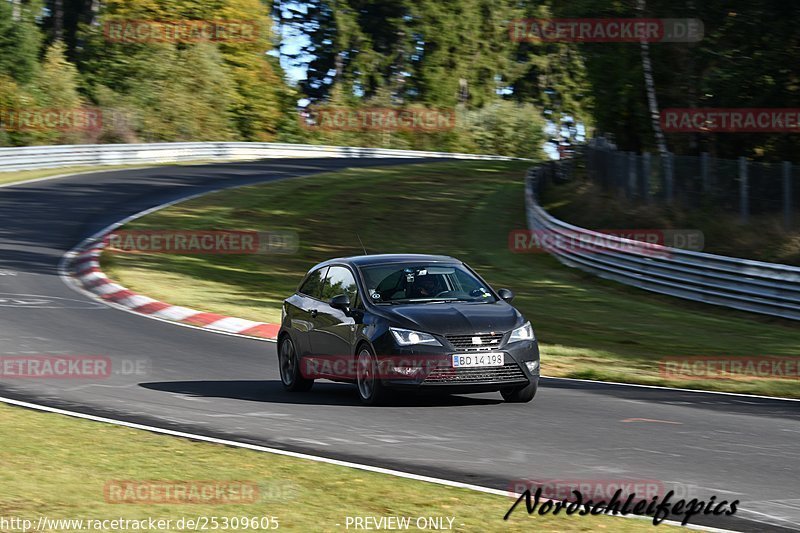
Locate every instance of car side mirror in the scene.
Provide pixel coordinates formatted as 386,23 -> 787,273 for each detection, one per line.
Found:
497,288 -> 515,302
329,293 -> 351,311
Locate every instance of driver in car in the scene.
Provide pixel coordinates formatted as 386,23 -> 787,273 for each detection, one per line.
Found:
410,275 -> 440,298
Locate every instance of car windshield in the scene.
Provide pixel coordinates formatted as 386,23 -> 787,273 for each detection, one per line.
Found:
359,263 -> 496,304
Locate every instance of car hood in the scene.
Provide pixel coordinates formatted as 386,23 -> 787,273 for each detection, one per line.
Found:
377,301 -> 523,335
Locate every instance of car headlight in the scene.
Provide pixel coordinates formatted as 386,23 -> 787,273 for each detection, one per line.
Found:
389,327 -> 442,346
508,321 -> 535,343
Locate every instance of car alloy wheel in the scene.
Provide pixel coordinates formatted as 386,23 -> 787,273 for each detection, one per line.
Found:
278,337 -> 313,392
356,348 -> 375,401
279,338 -> 297,386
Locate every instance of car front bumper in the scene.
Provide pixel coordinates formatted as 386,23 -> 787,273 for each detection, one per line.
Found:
371,338 -> 540,391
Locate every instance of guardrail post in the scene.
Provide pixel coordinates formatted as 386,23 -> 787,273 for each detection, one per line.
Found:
739,157 -> 749,224
599,148 -> 609,191
664,152 -> 674,204
586,147 -> 594,182
620,152 -> 627,196
700,152 -> 709,194
627,152 -> 636,199
641,152 -> 651,203
784,161 -> 793,230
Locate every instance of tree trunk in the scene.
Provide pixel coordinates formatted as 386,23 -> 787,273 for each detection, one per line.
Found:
637,0 -> 669,159
53,0 -> 64,40
88,0 -> 101,27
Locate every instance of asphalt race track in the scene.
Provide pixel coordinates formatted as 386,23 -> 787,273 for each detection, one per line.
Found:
0,158 -> 798,532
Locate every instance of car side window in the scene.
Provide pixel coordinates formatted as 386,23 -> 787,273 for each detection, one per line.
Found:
321,266 -> 358,302
298,267 -> 327,299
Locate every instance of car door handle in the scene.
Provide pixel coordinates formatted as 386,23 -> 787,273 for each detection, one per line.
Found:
310,309 -> 318,318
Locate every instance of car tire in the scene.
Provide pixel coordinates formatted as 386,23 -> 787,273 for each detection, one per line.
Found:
278,337 -> 313,392
356,346 -> 391,406
501,380 -> 537,403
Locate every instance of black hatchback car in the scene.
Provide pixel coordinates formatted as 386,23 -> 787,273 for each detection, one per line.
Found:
277,254 -> 539,405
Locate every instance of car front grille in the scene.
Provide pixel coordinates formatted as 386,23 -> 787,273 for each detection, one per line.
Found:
445,333 -> 504,352
423,362 -> 528,384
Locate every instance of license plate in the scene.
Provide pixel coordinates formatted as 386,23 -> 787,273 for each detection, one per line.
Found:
452,353 -> 504,368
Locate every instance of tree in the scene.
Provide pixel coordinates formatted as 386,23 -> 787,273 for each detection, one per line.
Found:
278,0 -> 524,108
35,40 -> 82,108
78,0 -> 292,142
462,101 -> 547,158
0,0 -> 43,84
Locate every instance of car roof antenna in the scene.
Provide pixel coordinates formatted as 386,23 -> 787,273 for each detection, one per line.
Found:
356,233 -> 368,255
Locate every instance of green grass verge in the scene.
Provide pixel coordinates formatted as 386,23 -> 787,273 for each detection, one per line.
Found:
102,161 -> 800,398
0,402 -> 667,532
0,160 -> 226,187
0,166 -> 114,186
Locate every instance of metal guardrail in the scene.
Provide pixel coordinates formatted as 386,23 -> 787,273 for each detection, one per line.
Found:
9,141 -> 795,319
0,141 -> 519,172
525,166 -> 800,320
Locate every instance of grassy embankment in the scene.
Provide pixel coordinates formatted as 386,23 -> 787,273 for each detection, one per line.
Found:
0,161 -> 227,187
0,402 -> 670,532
